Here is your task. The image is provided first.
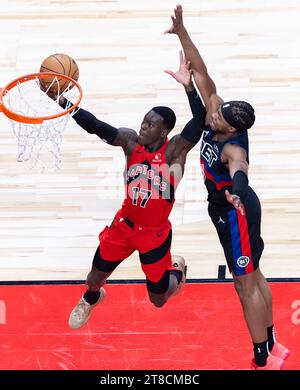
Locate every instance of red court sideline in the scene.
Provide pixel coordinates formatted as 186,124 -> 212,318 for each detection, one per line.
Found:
0,282 -> 299,370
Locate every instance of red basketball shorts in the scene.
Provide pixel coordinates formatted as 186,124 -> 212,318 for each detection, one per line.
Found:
98,209 -> 173,283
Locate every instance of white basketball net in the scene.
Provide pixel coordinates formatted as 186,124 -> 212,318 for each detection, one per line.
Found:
2,76 -> 80,171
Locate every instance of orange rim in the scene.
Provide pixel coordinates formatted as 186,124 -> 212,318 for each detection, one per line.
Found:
0,72 -> 82,124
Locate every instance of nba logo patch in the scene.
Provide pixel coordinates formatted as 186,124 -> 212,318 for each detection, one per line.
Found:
153,153 -> 162,163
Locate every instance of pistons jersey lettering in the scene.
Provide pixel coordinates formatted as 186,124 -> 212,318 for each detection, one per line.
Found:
201,141 -> 218,167
200,127 -> 249,205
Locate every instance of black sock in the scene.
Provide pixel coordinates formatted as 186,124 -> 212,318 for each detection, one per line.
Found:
170,270 -> 182,284
253,340 -> 269,366
83,290 -> 101,305
267,325 -> 276,351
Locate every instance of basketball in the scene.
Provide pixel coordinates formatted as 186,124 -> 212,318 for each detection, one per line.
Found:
39,53 -> 79,93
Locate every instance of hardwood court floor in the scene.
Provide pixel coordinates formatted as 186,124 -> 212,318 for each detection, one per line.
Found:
0,0 -> 300,281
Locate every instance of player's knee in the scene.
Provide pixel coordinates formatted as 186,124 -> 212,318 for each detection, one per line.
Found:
233,277 -> 257,301
234,279 -> 243,296
148,288 -> 168,308
149,295 -> 167,308
234,281 -> 248,302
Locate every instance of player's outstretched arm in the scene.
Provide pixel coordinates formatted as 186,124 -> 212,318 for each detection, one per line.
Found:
58,96 -> 137,156
166,50 -> 206,163
165,4 -> 223,119
165,50 -> 193,92
223,144 -> 249,216
165,50 -> 206,127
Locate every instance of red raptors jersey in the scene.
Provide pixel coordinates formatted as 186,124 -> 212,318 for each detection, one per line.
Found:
122,139 -> 176,227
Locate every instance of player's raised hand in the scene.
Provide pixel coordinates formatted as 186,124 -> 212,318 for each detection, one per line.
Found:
42,87 -> 57,100
225,190 -> 245,216
164,4 -> 184,35
40,83 -> 65,106
164,50 -> 192,89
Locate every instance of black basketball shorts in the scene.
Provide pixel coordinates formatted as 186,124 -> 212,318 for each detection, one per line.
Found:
209,188 -> 264,276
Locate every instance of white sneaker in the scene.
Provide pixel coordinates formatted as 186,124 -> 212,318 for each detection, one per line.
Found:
68,288 -> 106,329
172,255 -> 187,296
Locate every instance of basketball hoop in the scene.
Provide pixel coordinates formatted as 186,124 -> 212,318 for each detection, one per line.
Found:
0,72 -> 82,170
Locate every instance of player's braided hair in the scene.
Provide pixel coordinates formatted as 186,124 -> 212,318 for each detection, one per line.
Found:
221,101 -> 255,132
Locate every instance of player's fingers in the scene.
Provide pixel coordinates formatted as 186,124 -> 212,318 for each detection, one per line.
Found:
179,50 -> 183,64
225,190 -> 231,200
164,70 -> 176,79
238,206 -> 245,216
175,4 -> 181,15
241,205 -> 245,216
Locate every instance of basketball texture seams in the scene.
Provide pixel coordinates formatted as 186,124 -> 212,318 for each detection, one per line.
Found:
39,53 -> 79,93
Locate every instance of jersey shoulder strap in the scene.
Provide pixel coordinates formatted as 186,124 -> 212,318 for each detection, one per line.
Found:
220,131 -> 249,161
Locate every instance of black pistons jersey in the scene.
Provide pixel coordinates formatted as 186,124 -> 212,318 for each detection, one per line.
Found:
200,126 -> 249,207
